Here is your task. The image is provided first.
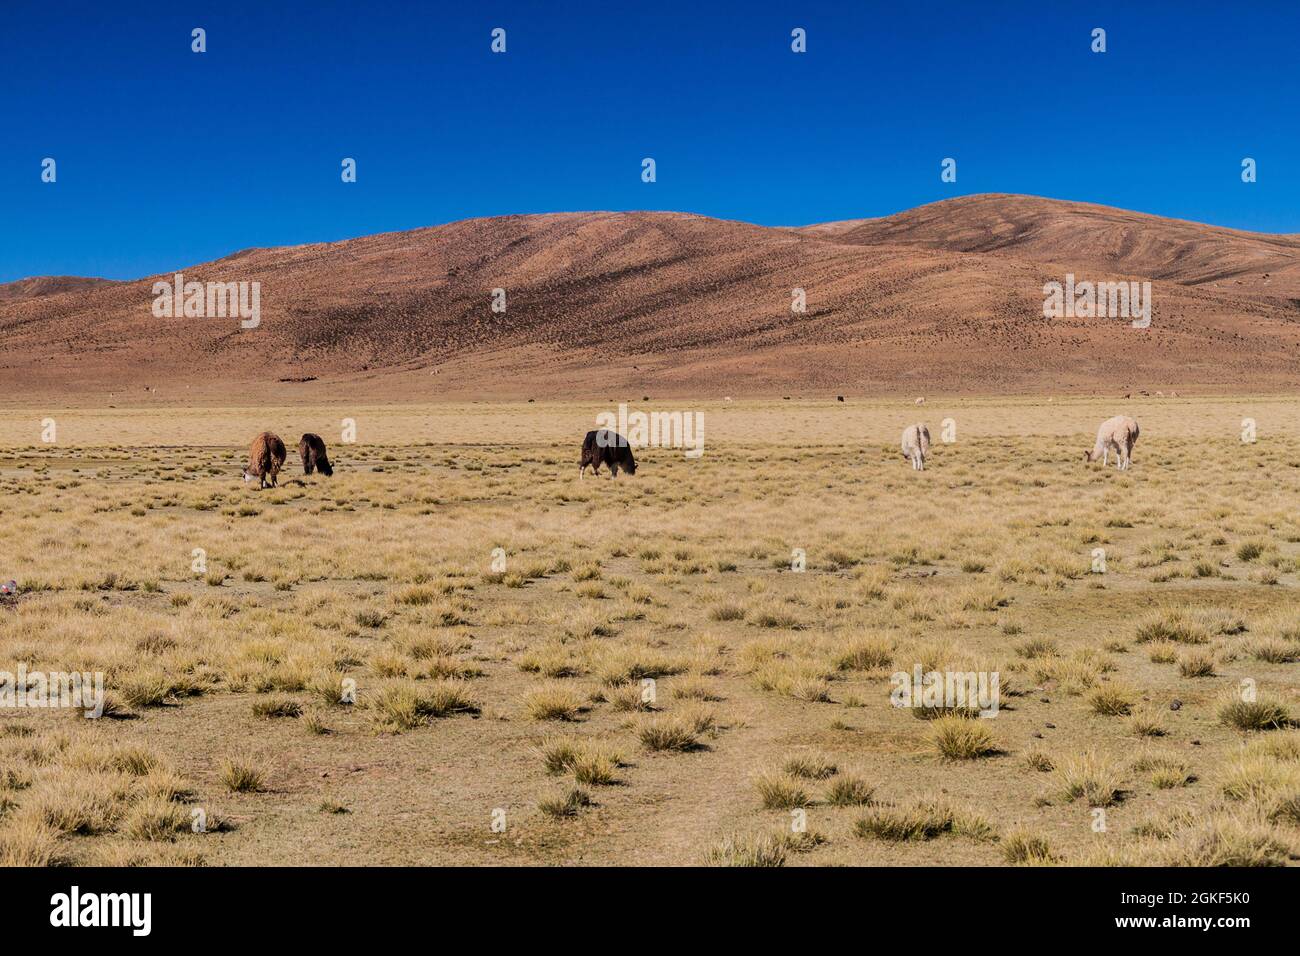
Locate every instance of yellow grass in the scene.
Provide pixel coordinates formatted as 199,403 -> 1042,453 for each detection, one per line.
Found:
1,397 -> 1299,865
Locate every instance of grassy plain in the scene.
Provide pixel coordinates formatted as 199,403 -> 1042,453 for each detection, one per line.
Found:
1,397 -> 1299,866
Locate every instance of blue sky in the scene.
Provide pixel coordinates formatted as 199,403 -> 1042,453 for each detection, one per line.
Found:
1,0 -> 1296,282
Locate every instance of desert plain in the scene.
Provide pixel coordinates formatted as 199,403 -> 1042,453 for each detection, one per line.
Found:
2,396 -> 1300,866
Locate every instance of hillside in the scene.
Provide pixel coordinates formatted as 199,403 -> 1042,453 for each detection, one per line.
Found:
2,197 -> 1298,401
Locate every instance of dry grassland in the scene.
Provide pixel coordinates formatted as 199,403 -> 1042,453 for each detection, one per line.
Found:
1,397 -> 1299,866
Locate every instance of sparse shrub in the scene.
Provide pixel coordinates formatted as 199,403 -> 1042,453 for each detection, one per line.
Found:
1177,652 -> 1216,678
1002,830 -> 1055,864
832,636 -> 893,671
1134,610 -> 1208,645
1236,540 -> 1265,562
1056,751 -> 1122,806
605,682 -> 654,713
1251,639 -> 1298,664
703,832 -> 786,867
1219,693 -> 1291,732
302,709 -> 330,735
637,708 -> 715,752
251,697 -> 302,719
1015,638 -> 1058,659
783,752 -> 837,780
1133,754 -> 1194,789
1025,751 -> 1054,772
1147,643 -> 1178,664
219,759 -> 266,793
671,676 -> 723,701
538,786 -> 592,818
369,679 -> 479,731
854,800 -> 959,842
122,797 -> 189,841
929,716 -> 998,759
522,684 -> 585,721
1088,685 -> 1135,717
1126,707 -> 1167,738
825,775 -> 875,806
753,772 -> 810,810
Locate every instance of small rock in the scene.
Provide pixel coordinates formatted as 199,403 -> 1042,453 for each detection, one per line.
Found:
1039,697 -> 1050,704
1170,699 -> 1182,711
1044,722 -> 1056,730
1191,740 -> 1201,746
1031,731 -> 1043,739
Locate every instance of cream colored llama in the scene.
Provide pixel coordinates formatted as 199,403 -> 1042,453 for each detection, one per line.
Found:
1084,416 -> 1140,470
901,423 -> 931,471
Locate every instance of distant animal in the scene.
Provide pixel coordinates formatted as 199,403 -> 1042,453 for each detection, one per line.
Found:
915,397 -> 925,406
1084,416 -> 1140,470
298,433 -> 333,477
579,429 -> 637,479
243,431 -> 287,488
901,423 -> 931,471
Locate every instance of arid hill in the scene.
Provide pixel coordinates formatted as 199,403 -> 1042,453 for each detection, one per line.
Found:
0,275 -> 120,304
805,194 -> 1300,300
2,195 -> 1298,402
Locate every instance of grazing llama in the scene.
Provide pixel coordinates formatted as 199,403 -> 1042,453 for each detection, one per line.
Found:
1084,416 -> 1140,470
901,423 -> 931,471
298,433 -> 334,476
243,432 -> 287,489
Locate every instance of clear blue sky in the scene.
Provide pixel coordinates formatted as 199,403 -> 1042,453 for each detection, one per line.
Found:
1,0 -> 1296,282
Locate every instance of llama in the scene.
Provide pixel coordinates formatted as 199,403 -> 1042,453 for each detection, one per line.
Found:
1084,416 -> 1140,471
298,433 -> 334,476
243,432 -> 287,489
901,423 -> 931,471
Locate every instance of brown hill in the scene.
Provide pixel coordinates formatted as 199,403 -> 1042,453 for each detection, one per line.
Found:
2,196 -> 1298,402
0,275 -> 120,304
806,194 -> 1300,300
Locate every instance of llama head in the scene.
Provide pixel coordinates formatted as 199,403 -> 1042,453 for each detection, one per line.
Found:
242,468 -> 253,483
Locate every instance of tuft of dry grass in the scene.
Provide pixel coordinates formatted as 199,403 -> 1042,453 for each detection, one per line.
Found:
929,716 -> 998,760
251,697 -> 303,719
538,786 -> 592,818
752,771 -> 811,810
368,679 -> 479,731
825,774 -> 875,806
121,797 -> 191,841
1087,685 -> 1135,717
637,707 -> 716,752
1177,651 -> 1217,678
522,683 -> 586,721
0,818 -> 67,867
703,832 -> 786,867
1125,707 -> 1167,738
1218,693 -> 1291,732
852,799 -> 992,842
1002,829 -> 1056,864
783,752 -> 837,780
219,758 -> 266,793
1056,751 -> 1123,807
